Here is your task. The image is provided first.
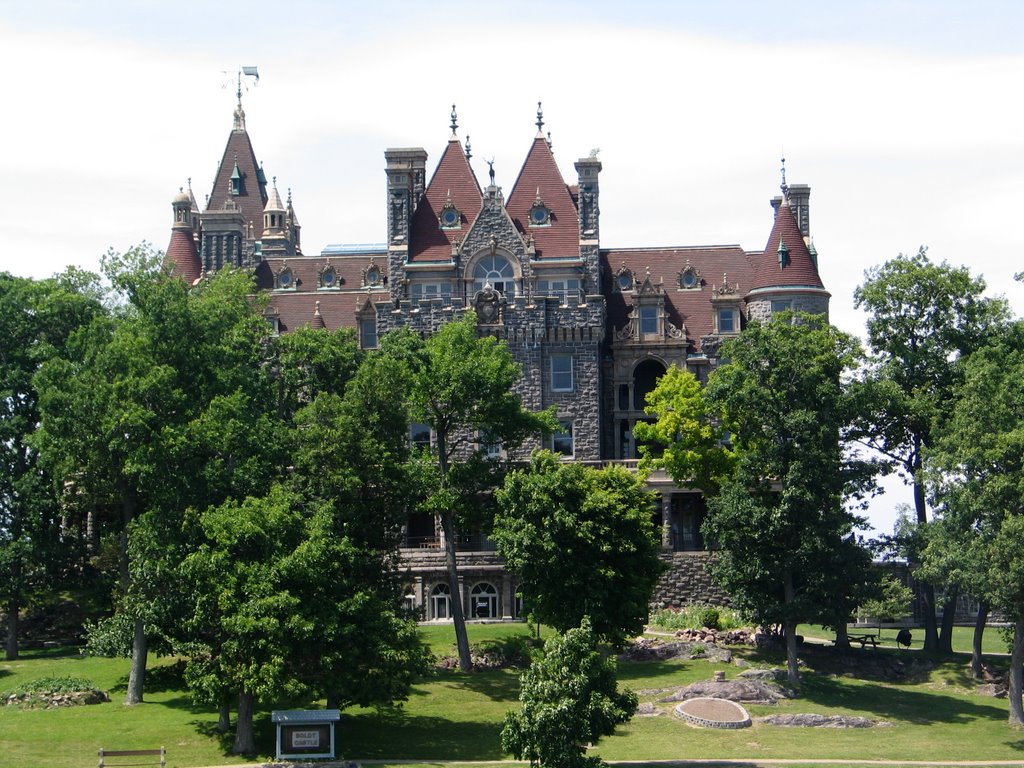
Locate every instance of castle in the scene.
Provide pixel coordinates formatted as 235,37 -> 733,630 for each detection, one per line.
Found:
166,96 -> 829,619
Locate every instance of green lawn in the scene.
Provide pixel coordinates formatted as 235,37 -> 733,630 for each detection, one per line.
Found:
799,622 -> 1012,656
2,624 -> 1022,768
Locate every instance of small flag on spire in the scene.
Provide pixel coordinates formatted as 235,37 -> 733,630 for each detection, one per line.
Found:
242,66 -> 259,80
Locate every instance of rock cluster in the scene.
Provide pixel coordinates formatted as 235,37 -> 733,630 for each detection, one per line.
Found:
673,627 -> 757,646
758,713 -> 891,728
4,688 -> 109,708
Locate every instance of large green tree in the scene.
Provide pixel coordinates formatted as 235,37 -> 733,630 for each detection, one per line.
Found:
502,617 -> 637,768
394,313 -> 554,671
34,249 -> 279,703
0,270 -> 103,659
493,451 -> 663,647
925,320 -> 1024,723
703,314 -> 876,686
853,248 -> 1008,651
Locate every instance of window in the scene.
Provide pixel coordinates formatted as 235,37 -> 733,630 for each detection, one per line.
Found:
470,582 -> 498,618
718,309 -> 736,334
409,423 -> 432,450
275,268 -> 295,291
528,203 -> 550,226
320,266 -> 338,289
410,282 -> 452,305
616,270 -> 633,292
360,317 -> 377,349
549,420 -> 574,457
430,583 -> 451,620
771,299 -> 793,313
551,355 -> 574,392
639,306 -> 658,335
473,255 -> 516,297
480,430 -> 502,460
537,278 -> 580,305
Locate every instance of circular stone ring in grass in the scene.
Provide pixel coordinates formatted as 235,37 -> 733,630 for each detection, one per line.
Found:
674,697 -> 751,729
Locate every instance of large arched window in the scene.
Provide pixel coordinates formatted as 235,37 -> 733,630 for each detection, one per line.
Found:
430,583 -> 451,620
633,359 -> 667,410
473,255 -> 516,298
470,582 -> 498,619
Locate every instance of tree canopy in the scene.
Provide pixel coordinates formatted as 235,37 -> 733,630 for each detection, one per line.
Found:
494,451 -> 663,647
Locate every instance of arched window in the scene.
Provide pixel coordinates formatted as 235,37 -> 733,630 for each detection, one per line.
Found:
470,582 -> 498,619
473,255 -> 516,298
430,583 -> 451,620
633,359 -> 667,410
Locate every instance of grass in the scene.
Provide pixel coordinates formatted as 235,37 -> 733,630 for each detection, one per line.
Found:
800,622 -> 1013,656
2,624 -> 1022,768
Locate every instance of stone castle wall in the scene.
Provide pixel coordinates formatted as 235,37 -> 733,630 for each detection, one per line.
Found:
650,551 -> 731,609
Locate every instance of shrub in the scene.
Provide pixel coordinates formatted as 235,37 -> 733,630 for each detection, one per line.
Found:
82,614 -> 134,657
4,676 -> 97,696
650,603 -> 745,631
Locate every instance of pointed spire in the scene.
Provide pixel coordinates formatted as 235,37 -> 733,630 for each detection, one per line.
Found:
450,104 -> 458,137
535,101 -> 544,136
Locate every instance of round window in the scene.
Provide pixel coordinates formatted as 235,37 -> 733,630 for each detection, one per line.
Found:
321,269 -> 336,286
278,271 -> 292,288
617,272 -> 632,291
530,206 -> 548,224
365,266 -> 380,285
681,270 -> 697,288
440,207 -> 460,227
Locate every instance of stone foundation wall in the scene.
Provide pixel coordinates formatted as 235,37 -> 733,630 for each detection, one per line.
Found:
651,551 -> 731,608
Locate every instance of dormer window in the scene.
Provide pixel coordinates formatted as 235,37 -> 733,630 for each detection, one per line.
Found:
320,265 -> 339,289
615,266 -> 633,292
439,196 -> 461,230
275,267 -> 295,291
679,264 -> 701,290
363,263 -> 382,286
229,161 -> 242,196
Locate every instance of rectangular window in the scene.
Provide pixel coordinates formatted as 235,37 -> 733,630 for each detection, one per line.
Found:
639,306 -> 658,335
549,420 -> 574,457
360,317 -> 377,349
551,355 -> 574,392
410,282 -> 452,305
771,299 -> 793,313
409,423 -> 432,450
479,430 -> 502,460
537,278 -> 580,305
718,309 -> 735,334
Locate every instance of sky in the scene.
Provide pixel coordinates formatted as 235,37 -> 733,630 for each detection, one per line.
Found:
2,0 -> 1022,536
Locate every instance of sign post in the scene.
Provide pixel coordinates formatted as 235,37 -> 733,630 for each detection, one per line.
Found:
271,709 -> 341,760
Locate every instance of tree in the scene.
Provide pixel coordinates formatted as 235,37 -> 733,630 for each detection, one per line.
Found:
925,320 -> 1024,723
853,248 -> 1009,652
633,365 -> 735,494
396,313 -> 554,671
703,314 -> 876,686
501,617 -> 637,768
0,270 -> 103,659
34,250 -> 278,703
857,575 -> 913,641
493,451 -> 664,647
181,485 -> 428,753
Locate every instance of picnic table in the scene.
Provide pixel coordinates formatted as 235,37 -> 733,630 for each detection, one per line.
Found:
846,632 -> 879,649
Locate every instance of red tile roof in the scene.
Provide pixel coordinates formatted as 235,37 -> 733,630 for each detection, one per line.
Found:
409,139 -> 482,263
507,137 -> 580,259
255,255 -> 388,333
206,126 -> 268,237
602,246 -> 754,351
165,228 -> 201,284
748,199 -> 824,292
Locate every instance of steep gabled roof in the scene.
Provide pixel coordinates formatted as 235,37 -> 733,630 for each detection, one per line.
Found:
409,138 -> 482,263
206,105 -> 268,235
507,136 -> 579,259
748,197 -> 824,292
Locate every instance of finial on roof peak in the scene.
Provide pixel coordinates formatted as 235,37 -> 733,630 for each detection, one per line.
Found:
536,101 -> 544,135
780,155 -> 789,198
450,104 -> 458,137
487,157 -> 495,186
465,134 -> 472,160
546,131 -> 552,150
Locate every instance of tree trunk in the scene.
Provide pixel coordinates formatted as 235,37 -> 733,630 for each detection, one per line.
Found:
971,602 -> 989,679
783,572 -> 800,687
218,701 -> 231,733
233,690 -> 257,754
124,618 -> 147,705
938,588 -> 958,654
911,457 -> 940,652
1008,616 -> 1024,726
440,509 -> 472,672
5,597 -> 19,661
833,621 -> 850,649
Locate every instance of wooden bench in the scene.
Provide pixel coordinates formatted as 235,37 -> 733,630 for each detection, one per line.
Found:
847,632 -> 878,649
98,747 -> 166,768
